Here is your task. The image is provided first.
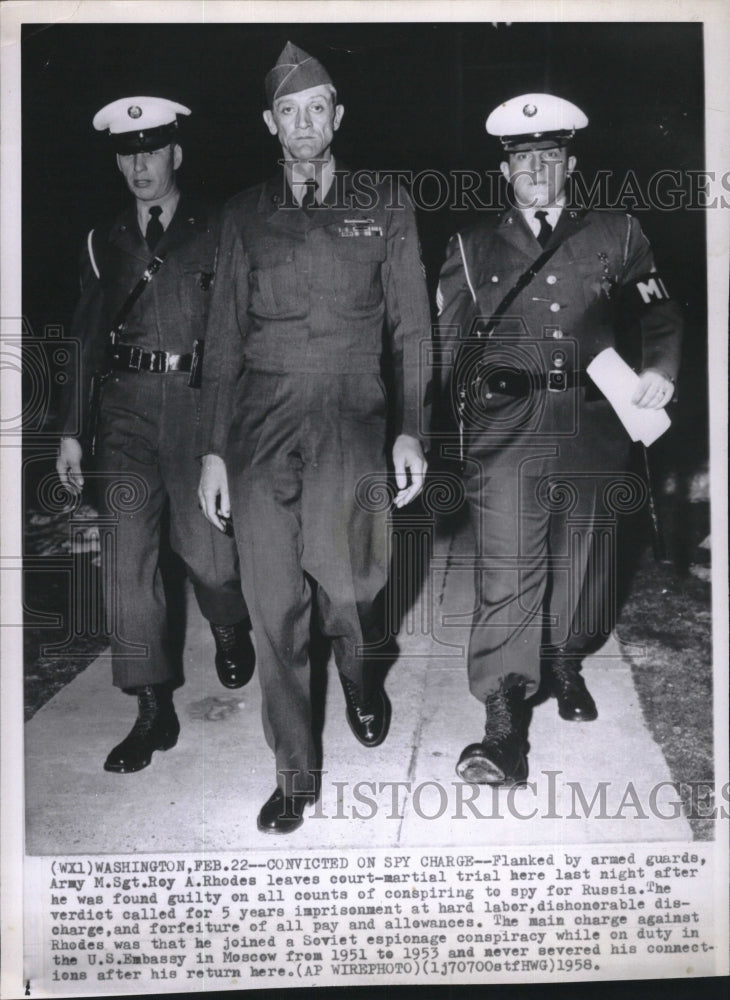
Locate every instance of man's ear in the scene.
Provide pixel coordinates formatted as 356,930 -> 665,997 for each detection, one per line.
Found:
333,104 -> 345,132
262,109 -> 278,136
173,144 -> 183,171
500,161 -> 511,183
567,154 -> 577,175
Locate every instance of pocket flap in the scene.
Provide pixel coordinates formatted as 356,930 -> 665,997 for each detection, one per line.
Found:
333,236 -> 387,262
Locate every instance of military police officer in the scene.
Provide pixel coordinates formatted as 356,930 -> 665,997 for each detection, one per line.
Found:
56,97 -> 255,774
198,43 -> 431,832
437,93 -> 682,786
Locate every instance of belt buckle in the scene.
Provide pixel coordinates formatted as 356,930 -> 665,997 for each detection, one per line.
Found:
127,346 -> 144,372
151,350 -> 168,373
547,369 -> 567,392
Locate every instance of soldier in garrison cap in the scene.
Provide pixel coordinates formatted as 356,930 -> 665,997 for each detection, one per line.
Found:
56,96 -> 256,775
436,93 -> 682,786
197,42 -> 431,833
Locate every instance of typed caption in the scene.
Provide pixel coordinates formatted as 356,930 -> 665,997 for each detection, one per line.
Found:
23,842 -> 722,995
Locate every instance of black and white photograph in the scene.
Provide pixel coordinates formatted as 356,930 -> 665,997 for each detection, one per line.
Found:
1,1 -> 728,996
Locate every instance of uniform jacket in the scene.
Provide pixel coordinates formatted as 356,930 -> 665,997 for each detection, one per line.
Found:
59,197 -> 219,437
197,167 -> 432,458
436,206 -> 683,465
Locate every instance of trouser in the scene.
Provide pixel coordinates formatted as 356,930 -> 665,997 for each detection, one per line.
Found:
227,372 -> 389,796
464,447 -> 628,703
97,373 -> 248,689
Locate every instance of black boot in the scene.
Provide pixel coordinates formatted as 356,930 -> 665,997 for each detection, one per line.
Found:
104,685 -> 180,773
456,682 -> 528,785
548,654 -> 598,722
210,620 -> 256,689
340,673 -> 391,747
257,787 -> 315,834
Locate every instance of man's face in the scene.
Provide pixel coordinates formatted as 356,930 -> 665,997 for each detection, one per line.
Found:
500,144 -> 576,208
263,85 -> 344,162
116,143 -> 182,202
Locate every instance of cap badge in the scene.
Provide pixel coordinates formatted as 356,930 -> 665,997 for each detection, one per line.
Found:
127,105 -> 142,119
523,104 -> 537,117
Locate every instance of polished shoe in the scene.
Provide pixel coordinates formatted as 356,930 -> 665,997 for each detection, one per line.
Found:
340,674 -> 391,747
456,683 -> 528,786
549,656 -> 598,722
210,620 -> 256,689
257,787 -> 313,834
104,685 -> 180,773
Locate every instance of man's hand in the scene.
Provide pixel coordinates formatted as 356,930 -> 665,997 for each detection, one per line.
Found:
632,368 -> 675,409
198,454 -> 231,532
56,437 -> 84,490
392,434 -> 427,509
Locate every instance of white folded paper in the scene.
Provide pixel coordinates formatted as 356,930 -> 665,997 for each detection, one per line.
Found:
585,348 -> 671,446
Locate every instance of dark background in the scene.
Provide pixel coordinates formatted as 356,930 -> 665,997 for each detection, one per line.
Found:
20,19 -> 709,563
22,21 -> 706,440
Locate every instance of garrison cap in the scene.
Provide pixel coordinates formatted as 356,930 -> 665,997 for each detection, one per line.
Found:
93,96 -> 191,154
486,93 -> 588,151
265,41 -> 334,108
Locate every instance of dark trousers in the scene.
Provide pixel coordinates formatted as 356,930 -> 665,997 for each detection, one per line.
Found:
464,447 -> 626,703
98,373 -> 248,689
227,372 -> 389,796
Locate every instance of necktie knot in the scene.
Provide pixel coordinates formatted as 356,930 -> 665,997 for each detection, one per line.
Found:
534,210 -> 553,248
145,206 -> 164,250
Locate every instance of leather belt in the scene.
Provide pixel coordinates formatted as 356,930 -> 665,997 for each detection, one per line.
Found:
110,345 -> 193,374
475,367 -> 589,398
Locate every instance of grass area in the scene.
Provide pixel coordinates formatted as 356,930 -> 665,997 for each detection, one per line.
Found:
616,548 -> 714,840
23,556 -> 108,722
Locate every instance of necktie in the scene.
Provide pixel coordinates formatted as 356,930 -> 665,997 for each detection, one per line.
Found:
301,179 -> 318,210
145,206 -> 164,250
534,210 -> 553,248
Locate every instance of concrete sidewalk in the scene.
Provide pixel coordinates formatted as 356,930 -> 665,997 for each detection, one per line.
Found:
25,520 -> 692,853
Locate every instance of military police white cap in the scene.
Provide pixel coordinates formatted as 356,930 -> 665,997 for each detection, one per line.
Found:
486,93 -> 588,150
93,96 -> 191,153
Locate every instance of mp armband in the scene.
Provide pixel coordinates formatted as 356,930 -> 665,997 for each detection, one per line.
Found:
620,273 -> 673,312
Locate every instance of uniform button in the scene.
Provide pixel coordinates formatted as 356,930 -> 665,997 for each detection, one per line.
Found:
550,302 -> 561,313
491,275 -> 499,283
546,275 -> 557,285
552,329 -> 563,339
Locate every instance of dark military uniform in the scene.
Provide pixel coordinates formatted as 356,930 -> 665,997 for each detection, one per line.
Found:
64,198 -> 249,689
437,206 -> 682,701
198,169 -> 430,792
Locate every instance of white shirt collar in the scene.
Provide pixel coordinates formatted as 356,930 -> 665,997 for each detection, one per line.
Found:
519,196 -> 566,234
136,189 -> 180,236
287,157 -> 336,206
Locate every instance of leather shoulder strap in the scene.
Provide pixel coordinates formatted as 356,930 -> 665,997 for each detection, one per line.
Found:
109,253 -> 167,345
476,209 -> 588,337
